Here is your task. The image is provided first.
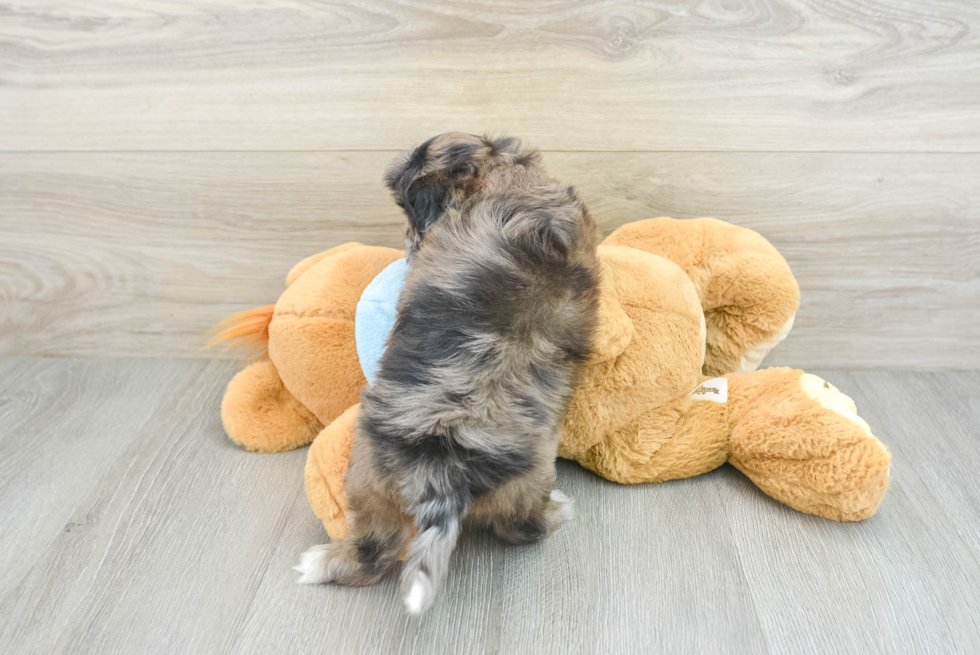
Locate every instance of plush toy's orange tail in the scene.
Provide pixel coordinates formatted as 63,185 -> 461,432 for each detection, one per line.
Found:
206,305 -> 275,358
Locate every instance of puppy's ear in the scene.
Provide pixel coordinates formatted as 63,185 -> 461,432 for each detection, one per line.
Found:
384,138 -> 443,244
385,135 -> 486,256
398,179 -> 449,245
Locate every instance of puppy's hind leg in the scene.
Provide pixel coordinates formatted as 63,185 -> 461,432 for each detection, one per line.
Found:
488,487 -> 575,546
295,484 -> 411,587
543,489 -> 576,531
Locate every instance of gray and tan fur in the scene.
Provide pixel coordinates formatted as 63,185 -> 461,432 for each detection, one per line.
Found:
295,133 -> 601,615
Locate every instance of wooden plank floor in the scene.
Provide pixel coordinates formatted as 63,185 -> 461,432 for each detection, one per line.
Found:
1,357 -> 978,654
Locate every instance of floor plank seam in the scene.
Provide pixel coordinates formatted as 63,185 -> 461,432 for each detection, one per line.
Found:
712,478 -> 776,655
224,481 -> 307,655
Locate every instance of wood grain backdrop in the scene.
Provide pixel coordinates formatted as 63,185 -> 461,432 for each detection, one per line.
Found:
1,1 -> 978,368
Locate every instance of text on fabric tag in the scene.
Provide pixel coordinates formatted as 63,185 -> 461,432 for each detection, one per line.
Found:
690,378 -> 728,403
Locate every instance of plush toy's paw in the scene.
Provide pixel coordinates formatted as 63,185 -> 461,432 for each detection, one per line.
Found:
737,313 -> 795,373
798,373 -> 875,437
729,369 -> 890,522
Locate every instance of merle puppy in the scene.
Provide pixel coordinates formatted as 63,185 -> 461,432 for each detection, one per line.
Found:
295,133 -> 601,615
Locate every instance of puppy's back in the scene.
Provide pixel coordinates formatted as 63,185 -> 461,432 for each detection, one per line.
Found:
359,185 -> 600,613
377,187 -> 600,422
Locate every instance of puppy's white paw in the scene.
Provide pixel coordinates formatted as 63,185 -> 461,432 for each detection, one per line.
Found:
293,544 -> 333,584
546,489 -> 575,529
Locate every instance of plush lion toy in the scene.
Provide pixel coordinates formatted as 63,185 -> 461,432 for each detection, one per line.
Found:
213,218 -> 890,539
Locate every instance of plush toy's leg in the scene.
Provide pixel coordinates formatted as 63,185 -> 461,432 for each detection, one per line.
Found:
573,368 -> 889,521
221,360 -> 323,453
729,312 -> 795,374
573,394 -> 730,484
691,243 -> 799,376
305,405 -> 360,540
701,261 -> 797,376
603,217 -> 800,376
727,369 -> 891,521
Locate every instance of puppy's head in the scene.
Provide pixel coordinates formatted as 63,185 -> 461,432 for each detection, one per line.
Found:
384,132 -> 546,258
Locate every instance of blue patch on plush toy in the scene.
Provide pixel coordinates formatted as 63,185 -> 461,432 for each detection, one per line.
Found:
355,258 -> 408,385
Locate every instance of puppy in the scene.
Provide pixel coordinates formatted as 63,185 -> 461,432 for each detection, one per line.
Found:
295,133 -> 601,615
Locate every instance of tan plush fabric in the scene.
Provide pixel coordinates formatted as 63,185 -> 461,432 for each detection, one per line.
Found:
726,368 -> 891,521
219,245 -> 400,453
557,245 -> 706,458
306,404 -> 359,540
271,245 -> 403,428
286,242 -> 364,287
604,218 -> 801,376
217,218 -> 889,529
221,360 -> 323,453
576,367 -> 890,520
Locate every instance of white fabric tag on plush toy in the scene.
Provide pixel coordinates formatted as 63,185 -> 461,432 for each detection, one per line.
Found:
690,378 -> 728,403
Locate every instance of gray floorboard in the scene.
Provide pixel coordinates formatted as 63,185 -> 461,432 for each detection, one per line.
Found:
0,359 -> 977,654
0,358 -> 207,601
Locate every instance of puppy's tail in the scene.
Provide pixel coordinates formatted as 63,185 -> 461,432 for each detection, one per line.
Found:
205,304 -> 275,358
401,493 -> 469,615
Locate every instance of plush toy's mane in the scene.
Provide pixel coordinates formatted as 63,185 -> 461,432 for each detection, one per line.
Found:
207,304 -> 275,358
